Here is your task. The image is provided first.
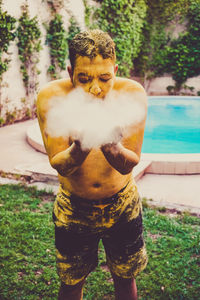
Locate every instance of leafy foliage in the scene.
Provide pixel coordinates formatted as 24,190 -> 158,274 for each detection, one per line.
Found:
85,0 -> 200,91
162,0 -> 200,88
16,4 -> 41,118
88,0 -> 147,77
134,0 -> 200,90
16,5 -> 41,89
67,16 -> 81,42
0,6 -> 16,80
46,13 -> 68,79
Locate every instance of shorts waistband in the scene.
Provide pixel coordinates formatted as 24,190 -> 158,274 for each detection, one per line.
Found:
60,181 -> 132,207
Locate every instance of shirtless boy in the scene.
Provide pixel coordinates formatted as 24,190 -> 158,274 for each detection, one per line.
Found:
37,29 -> 148,300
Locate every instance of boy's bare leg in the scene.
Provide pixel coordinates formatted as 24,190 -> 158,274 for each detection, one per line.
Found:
58,279 -> 85,300
111,272 -> 137,300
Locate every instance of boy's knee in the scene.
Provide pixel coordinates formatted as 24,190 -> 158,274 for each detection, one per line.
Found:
60,278 -> 85,292
58,279 -> 86,300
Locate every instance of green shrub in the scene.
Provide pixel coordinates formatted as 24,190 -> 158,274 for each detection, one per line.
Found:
86,0 -> 147,77
134,0 -> 200,90
0,5 -> 16,80
46,13 -> 68,79
16,4 -> 41,88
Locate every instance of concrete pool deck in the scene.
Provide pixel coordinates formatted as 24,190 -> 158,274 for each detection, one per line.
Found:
0,119 -> 200,214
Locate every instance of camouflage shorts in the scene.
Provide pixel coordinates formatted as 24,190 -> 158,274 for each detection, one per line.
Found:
53,179 -> 148,285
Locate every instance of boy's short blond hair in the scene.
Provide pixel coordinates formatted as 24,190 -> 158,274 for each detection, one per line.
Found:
68,29 -> 116,71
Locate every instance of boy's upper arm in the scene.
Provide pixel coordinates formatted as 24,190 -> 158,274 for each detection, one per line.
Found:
36,84 -> 69,161
121,79 -> 148,157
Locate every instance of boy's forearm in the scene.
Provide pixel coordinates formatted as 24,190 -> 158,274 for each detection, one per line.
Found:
50,141 -> 90,176
101,142 -> 140,175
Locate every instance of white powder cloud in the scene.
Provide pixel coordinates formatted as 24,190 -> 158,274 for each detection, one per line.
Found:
46,88 -> 146,150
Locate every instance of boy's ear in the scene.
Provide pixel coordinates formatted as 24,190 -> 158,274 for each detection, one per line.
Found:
114,64 -> 118,74
67,66 -> 73,82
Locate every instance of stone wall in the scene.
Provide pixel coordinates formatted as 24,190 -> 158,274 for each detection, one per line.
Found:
145,76 -> 200,96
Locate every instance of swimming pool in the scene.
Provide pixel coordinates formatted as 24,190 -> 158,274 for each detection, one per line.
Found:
142,96 -> 200,154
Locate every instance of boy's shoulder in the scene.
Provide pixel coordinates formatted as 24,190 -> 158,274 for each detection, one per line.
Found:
114,77 -> 147,106
114,77 -> 146,94
36,78 -> 73,120
37,78 -> 73,102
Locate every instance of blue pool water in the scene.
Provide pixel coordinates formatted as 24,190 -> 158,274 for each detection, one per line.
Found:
142,96 -> 200,153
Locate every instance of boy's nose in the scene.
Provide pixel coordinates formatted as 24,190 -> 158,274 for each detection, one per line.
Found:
89,84 -> 101,96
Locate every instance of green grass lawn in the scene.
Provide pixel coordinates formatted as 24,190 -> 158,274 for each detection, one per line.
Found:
0,184 -> 199,300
